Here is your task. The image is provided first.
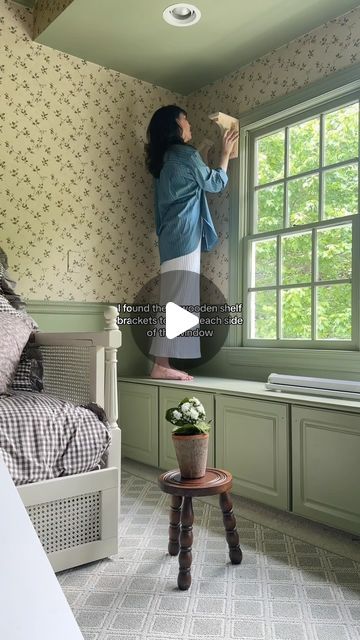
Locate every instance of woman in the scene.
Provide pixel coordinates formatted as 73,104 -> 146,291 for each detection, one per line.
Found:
145,105 -> 238,380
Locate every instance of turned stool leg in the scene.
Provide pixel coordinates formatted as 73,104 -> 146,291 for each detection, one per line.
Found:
219,492 -> 242,565
168,495 -> 182,556
178,496 -> 193,590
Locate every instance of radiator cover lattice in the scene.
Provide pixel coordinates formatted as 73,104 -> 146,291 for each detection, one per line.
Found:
27,492 -> 101,553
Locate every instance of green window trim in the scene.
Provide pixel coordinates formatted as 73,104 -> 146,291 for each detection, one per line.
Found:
227,63 -> 360,377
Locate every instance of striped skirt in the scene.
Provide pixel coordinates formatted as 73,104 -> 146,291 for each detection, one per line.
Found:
149,237 -> 201,359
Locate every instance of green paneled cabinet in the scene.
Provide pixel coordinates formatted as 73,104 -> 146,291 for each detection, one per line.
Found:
292,406 -> 360,535
118,378 -> 360,534
118,382 -> 158,466
216,395 -> 289,509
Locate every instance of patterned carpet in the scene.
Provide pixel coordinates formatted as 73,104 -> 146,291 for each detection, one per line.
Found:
58,468 -> 360,640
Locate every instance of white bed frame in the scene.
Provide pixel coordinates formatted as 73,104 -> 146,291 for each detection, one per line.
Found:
17,306 -> 122,573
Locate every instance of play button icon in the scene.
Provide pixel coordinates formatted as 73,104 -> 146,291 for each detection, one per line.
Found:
128,269 -> 233,368
166,302 -> 199,339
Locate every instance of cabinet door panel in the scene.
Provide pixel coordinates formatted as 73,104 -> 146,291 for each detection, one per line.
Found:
119,382 -> 158,466
216,396 -> 289,509
292,406 -> 360,535
159,388 -> 214,471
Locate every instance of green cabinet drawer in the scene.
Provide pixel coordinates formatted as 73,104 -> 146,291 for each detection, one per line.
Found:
159,387 -> 214,471
292,405 -> 360,535
118,382 -> 158,466
216,395 -> 289,509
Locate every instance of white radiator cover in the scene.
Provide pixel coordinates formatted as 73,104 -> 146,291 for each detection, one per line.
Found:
265,373 -> 360,400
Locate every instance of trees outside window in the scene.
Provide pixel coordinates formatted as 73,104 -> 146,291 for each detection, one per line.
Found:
244,95 -> 359,348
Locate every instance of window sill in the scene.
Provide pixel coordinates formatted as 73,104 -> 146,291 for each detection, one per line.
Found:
222,346 -> 360,378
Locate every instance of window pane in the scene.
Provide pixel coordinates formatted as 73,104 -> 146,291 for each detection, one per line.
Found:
281,288 -> 311,339
324,164 -> 358,219
281,232 -> 311,285
249,98 -> 358,346
256,130 -> 284,185
250,290 -> 276,339
289,117 -> 320,175
324,103 -> 359,166
316,284 -> 351,339
317,225 -> 352,281
288,175 -> 319,226
252,238 -> 277,287
256,184 -> 284,232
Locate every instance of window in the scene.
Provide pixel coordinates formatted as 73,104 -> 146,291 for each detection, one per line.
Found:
243,89 -> 359,349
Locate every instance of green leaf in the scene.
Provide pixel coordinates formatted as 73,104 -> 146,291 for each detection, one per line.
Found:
172,422 -> 210,435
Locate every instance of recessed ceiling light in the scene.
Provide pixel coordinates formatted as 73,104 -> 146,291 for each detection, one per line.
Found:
163,3 -> 201,27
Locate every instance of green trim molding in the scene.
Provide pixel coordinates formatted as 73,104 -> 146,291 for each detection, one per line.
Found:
26,300 -> 151,377
27,300 -> 109,332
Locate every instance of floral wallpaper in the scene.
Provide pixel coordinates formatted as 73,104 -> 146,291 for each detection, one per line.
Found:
187,6 -> 360,297
1,0 -> 359,304
0,0 -> 183,302
33,0 -> 74,39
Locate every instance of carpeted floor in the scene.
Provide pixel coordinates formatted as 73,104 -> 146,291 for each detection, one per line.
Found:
58,464 -> 360,640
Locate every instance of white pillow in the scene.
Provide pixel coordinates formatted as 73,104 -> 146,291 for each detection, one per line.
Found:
0,295 -> 36,393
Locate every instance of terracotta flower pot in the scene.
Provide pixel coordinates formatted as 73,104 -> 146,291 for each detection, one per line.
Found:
172,433 -> 209,479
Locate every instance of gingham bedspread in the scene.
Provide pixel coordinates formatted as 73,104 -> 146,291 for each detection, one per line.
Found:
0,391 -> 111,485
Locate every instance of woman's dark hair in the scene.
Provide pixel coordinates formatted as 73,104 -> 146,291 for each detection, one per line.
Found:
145,105 -> 187,178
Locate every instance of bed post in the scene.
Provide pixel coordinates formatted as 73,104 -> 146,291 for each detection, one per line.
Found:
103,306 -> 121,426
103,306 -> 122,474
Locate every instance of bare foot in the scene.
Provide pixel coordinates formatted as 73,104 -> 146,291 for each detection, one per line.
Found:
150,364 -> 193,381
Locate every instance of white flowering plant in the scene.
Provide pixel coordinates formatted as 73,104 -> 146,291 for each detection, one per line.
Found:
165,396 -> 211,435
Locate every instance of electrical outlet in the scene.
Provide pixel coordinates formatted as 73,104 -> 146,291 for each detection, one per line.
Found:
67,250 -> 85,273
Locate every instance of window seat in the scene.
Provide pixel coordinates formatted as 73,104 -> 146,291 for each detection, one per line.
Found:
118,375 -> 360,536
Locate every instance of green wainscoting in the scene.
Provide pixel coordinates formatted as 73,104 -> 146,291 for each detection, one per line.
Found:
27,301 -> 108,332
292,405 -> 360,535
26,300 -> 151,377
25,301 -> 360,382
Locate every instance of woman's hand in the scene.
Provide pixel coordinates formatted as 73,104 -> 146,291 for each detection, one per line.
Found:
219,128 -> 239,172
222,128 -> 239,156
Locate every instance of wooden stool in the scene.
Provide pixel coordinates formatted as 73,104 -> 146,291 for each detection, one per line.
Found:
158,468 -> 242,590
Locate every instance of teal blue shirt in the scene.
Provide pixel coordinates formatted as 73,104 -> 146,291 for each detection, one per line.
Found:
154,144 -> 228,264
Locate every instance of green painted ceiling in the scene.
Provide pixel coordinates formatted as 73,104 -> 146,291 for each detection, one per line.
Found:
14,0 -> 360,94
